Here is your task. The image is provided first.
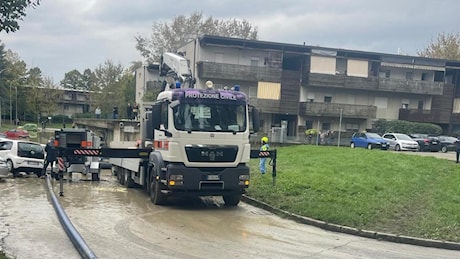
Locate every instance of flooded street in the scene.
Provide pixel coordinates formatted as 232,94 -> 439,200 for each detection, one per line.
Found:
1,168 -> 460,258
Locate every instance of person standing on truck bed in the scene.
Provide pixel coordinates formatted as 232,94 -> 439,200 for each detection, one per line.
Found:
41,137 -> 57,178
132,103 -> 139,120
126,103 -> 133,120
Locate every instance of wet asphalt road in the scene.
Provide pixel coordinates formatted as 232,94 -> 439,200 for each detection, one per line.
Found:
1,153 -> 460,258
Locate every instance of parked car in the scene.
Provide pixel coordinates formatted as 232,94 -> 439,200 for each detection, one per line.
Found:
382,133 -> 419,151
2,128 -> 30,140
350,132 -> 389,150
408,134 -> 441,152
20,123 -> 38,138
0,156 -> 9,179
0,139 -> 45,177
21,123 -> 38,132
437,136 -> 458,153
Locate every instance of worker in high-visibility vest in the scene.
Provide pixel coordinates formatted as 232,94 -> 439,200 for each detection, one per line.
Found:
259,136 -> 269,174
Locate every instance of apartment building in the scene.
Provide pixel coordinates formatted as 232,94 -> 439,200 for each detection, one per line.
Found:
57,88 -> 92,117
178,35 -> 460,141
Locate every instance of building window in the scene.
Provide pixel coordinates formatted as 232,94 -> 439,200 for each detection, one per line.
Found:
345,123 -> 359,131
249,87 -> 257,98
406,72 -> 413,80
322,122 -> 331,131
421,72 -> 428,81
215,53 -> 224,63
324,96 -> 332,103
251,57 -> 259,66
418,100 -> 424,110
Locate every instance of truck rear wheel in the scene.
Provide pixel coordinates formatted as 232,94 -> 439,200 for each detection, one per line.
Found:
92,172 -> 100,181
223,193 -> 241,206
118,169 -> 125,185
124,170 -> 135,188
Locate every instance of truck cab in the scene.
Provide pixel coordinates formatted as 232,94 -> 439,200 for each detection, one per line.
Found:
146,85 -> 259,205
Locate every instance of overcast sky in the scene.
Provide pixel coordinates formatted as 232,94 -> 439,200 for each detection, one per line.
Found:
1,0 -> 460,82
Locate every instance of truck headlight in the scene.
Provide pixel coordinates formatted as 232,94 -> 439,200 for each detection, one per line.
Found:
239,175 -> 250,180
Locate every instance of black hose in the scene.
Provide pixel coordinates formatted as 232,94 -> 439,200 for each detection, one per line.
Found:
45,175 -> 98,259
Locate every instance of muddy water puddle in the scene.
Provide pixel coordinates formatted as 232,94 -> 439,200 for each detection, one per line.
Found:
1,170 -> 460,258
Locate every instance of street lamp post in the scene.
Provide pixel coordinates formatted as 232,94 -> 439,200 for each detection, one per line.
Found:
15,85 -> 18,124
338,108 -> 343,147
9,84 -> 12,125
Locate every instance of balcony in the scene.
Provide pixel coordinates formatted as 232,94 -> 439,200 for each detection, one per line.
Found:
249,98 -> 298,114
197,62 -> 282,82
309,73 -> 443,95
399,108 -> 451,124
299,102 -> 377,119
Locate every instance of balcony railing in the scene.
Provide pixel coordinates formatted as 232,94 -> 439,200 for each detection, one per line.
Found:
249,98 -> 298,114
309,73 -> 443,95
299,102 -> 377,119
197,62 -> 282,82
399,108 -> 451,124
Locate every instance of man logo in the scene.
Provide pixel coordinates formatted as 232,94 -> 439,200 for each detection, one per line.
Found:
201,150 -> 224,161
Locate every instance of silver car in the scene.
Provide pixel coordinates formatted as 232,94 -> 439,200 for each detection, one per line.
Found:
382,133 -> 419,151
0,157 -> 9,179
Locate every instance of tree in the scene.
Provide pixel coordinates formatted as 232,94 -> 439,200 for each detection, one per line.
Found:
4,49 -> 27,122
135,11 -> 258,63
417,32 -> 460,60
92,60 -> 125,118
26,74 -> 59,123
61,69 -> 84,89
0,0 -> 41,33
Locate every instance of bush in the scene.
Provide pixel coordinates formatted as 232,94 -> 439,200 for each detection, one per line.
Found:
372,119 -> 442,135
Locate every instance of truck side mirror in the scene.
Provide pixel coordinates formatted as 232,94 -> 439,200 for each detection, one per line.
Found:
252,108 -> 260,132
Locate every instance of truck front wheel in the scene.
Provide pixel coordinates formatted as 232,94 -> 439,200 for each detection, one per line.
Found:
149,164 -> 166,205
223,193 -> 241,206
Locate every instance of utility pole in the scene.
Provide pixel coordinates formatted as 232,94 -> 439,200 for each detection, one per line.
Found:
15,85 -> 18,124
338,108 -> 343,147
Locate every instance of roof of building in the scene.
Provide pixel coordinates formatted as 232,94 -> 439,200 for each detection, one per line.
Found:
198,35 -> 460,69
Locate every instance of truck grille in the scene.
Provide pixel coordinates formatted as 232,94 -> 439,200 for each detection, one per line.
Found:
185,145 -> 238,162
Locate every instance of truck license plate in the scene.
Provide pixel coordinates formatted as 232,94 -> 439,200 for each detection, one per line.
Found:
207,175 -> 220,180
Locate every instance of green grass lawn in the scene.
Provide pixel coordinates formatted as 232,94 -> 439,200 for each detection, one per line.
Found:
247,145 -> 460,243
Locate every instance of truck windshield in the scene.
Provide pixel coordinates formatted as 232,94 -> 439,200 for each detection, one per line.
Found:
173,103 -> 246,132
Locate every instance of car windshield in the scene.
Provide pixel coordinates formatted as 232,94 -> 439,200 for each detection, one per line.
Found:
366,133 -> 381,138
173,102 -> 246,132
18,142 -> 44,159
395,134 -> 413,140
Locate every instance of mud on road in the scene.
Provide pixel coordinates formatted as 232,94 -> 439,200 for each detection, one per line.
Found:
1,167 -> 460,258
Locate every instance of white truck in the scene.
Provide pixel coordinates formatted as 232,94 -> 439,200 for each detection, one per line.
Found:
109,53 -> 261,206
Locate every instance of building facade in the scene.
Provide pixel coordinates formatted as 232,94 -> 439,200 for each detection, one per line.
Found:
178,35 -> 460,141
58,88 -> 92,117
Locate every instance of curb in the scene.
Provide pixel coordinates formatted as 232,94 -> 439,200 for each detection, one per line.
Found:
241,195 -> 460,251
